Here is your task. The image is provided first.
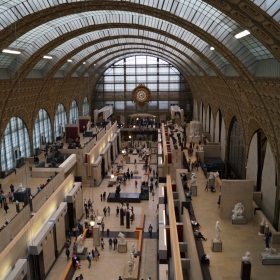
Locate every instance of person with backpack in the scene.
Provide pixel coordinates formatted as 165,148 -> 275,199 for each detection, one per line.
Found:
86,252 -> 93,268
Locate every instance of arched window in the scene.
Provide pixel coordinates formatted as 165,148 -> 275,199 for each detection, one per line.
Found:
83,97 -> 89,116
69,100 -> 78,124
33,109 -> 52,151
1,117 -> 30,170
54,104 -> 67,138
228,118 -> 245,178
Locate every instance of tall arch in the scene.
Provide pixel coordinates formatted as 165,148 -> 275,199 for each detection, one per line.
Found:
54,104 -> 67,138
69,100 -> 78,124
33,109 -> 52,153
227,117 -> 245,179
1,117 -> 30,170
83,97 -> 90,116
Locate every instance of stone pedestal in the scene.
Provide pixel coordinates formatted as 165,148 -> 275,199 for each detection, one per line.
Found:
232,218 -> 247,225
92,225 -> 100,246
118,242 -> 127,253
76,247 -> 88,260
259,225 -> 264,234
259,253 -> 280,265
240,261 -> 251,280
14,188 -> 31,203
191,185 -> 197,196
211,239 -> 222,252
208,178 -> 215,187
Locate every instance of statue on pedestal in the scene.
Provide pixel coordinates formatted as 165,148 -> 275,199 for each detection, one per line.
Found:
118,232 -> 125,244
190,173 -> 197,186
214,221 -> 221,242
18,183 -> 26,192
76,234 -> 84,253
262,247 -> 280,258
260,218 -> 265,226
86,121 -> 91,131
189,121 -> 200,141
242,251 -> 252,262
208,172 -> 214,179
131,243 -> 136,255
127,261 -> 133,277
231,203 -> 245,220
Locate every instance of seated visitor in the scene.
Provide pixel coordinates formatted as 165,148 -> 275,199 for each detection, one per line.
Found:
194,230 -> 207,241
191,220 -> 201,228
201,254 -> 210,266
186,192 -> 192,200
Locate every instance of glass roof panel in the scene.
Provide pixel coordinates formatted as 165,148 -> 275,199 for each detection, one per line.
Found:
0,2 -> 274,74
1,12 -> 228,73
61,37 -> 208,76
251,0 -> 280,21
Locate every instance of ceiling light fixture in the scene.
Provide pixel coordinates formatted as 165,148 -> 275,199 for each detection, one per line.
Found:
210,47 -> 215,50
83,62 -> 86,64
2,49 -> 21,54
235,30 -> 250,39
43,55 -> 53,59
67,59 -> 72,62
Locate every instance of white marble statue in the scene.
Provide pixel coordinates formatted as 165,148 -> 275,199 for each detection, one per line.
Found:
208,172 -> 214,179
242,251 -> 252,262
260,218 -> 265,226
118,232 -> 125,244
18,183 -> 26,192
189,121 -> 200,141
130,253 -> 136,269
213,171 -> 220,177
231,203 -> 245,220
214,221 -> 221,242
131,243 -> 136,255
262,247 -> 280,258
86,121 -> 91,131
76,234 -> 84,253
190,173 -> 197,185
127,261 -> 133,277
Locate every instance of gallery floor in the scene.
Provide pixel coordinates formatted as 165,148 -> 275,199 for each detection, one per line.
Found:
1,145 -> 280,280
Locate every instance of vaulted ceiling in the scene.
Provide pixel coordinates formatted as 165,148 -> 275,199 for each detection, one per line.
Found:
0,0 -> 279,83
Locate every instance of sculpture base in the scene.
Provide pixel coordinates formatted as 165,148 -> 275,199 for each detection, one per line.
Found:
76,247 -> 88,260
134,170 -> 139,174
259,253 -> 280,265
118,242 -> 127,253
232,218 -> 247,225
190,185 -> 197,196
259,225 -> 265,234
240,261 -> 251,280
188,136 -> 200,144
212,239 -> 222,252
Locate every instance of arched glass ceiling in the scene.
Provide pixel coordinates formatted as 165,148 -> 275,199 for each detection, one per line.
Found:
77,49 -> 192,79
55,39 -> 203,76
32,30 -> 220,76
0,6 -> 273,75
250,0 -> 280,21
58,44 -> 198,77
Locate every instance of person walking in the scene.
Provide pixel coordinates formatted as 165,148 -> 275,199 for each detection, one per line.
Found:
108,238 -> 113,250
116,206 -> 119,217
135,180 -> 138,188
107,206 -> 111,216
148,224 -> 153,238
113,237 -> 118,250
265,231 -> 271,248
204,182 -> 209,192
4,202 -> 9,214
94,247 -> 99,261
87,252 -> 92,268
101,238 -> 105,250
107,228 -> 110,237
66,248 -> 70,260
101,222 -> 105,233
103,207 -> 107,216
130,171 -> 133,179
152,190 -> 155,201
10,184 -> 14,194
100,194 -> 103,201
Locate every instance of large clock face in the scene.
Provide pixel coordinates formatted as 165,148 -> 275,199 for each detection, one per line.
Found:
136,90 -> 147,102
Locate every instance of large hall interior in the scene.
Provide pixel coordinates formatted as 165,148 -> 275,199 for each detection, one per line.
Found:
0,1 -> 280,280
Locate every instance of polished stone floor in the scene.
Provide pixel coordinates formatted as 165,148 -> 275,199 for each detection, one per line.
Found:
1,143 -> 280,280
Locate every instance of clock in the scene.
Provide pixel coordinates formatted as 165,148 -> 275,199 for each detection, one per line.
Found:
136,90 -> 147,102
132,84 -> 151,107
